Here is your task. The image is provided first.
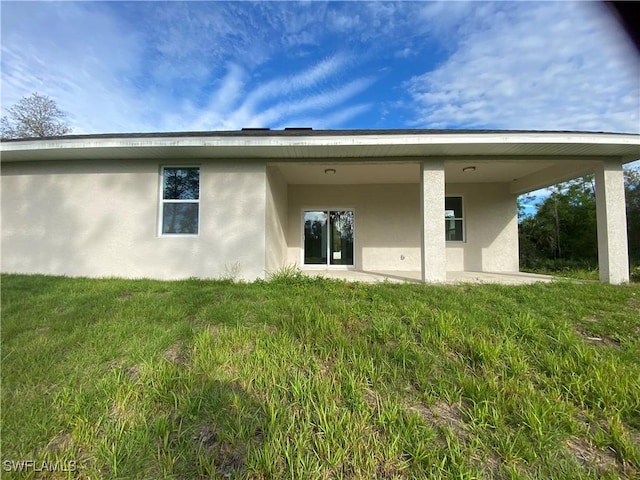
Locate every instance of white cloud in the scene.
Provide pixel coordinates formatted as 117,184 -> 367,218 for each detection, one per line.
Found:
406,2 -> 640,133
247,77 -> 376,127
327,10 -> 362,32
1,3 -> 377,133
186,64 -> 247,131
278,103 -> 373,130
185,58 -> 375,131
1,2 -> 155,133
3,1 -> 634,136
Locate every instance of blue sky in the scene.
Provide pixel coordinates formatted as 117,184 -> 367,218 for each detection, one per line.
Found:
1,1 -> 639,135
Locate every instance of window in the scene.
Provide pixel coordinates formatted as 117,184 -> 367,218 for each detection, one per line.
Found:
445,196 -> 464,242
160,167 -> 200,235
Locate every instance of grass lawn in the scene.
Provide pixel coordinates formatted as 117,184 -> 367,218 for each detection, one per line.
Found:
1,273 -> 639,479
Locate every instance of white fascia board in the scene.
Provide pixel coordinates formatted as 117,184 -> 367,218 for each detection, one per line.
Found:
1,132 -> 638,160
2,132 -> 639,149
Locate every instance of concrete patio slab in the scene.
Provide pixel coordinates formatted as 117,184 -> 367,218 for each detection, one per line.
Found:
302,270 -> 554,285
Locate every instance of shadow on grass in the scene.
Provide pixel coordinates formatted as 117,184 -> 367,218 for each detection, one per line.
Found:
175,379 -> 265,478
95,370 -> 266,478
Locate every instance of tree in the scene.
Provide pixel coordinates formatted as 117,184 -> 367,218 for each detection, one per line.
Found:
625,167 -> 640,262
519,168 -> 640,269
1,92 -> 71,139
519,176 -> 597,267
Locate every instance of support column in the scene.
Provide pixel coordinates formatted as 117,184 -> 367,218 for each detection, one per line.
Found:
595,159 -> 629,284
421,160 -> 447,282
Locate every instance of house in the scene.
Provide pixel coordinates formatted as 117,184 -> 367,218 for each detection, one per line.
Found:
1,129 -> 638,284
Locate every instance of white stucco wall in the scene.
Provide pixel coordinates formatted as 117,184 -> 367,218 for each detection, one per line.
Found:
1,159 -> 267,280
265,166 -> 288,274
2,159 -> 519,279
287,184 -> 421,271
445,183 -> 519,272
287,182 -> 519,273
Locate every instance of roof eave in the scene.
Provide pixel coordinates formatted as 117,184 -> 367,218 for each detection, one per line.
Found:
1,130 -> 638,163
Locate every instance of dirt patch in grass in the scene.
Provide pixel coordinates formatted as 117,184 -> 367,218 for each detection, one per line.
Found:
205,324 -> 227,336
408,401 -> 469,441
127,364 -> 142,380
405,400 -> 503,476
109,398 -> 139,426
193,423 -> 255,477
46,432 -> 73,453
317,355 -> 336,377
106,359 -> 123,370
575,326 -> 621,347
629,427 -> 640,450
342,317 -> 368,334
43,432 -> 95,473
194,424 -> 218,449
574,412 -> 608,438
237,322 -> 278,336
363,388 -> 380,410
566,437 -> 618,471
260,323 -> 278,334
164,341 -> 189,366
106,358 -> 143,380
119,291 -> 135,299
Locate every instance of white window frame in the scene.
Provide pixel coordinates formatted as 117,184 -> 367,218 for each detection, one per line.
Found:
445,195 -> 465,243
159,165 -> 201,237
300,207 -> 356,269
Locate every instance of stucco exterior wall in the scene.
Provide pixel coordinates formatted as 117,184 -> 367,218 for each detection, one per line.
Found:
265,166 -> 288,274
2,159 -> 519,279
287,182 -> 519,273
1,159 -> 267,280
287,184 -> 421,271
445,183 -> 519,272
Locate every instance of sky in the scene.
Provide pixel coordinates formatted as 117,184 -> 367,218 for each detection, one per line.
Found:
1,1 -> 639,136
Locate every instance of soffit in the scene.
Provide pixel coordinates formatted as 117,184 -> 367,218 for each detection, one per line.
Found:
275,159 -> 576,185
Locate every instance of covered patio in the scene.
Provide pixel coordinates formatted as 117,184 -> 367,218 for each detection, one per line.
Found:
265,131 -> 638,284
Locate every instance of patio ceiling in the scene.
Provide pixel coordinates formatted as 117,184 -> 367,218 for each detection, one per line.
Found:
273,158 -> 601,194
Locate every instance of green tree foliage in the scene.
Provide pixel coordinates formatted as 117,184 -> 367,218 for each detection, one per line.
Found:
625,167 -> 640,262
520,168 -> 640,269
519,176 -> 597,266
1,92 -> 71,139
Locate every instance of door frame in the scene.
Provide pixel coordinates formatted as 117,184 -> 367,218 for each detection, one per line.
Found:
300,207 -> 356,269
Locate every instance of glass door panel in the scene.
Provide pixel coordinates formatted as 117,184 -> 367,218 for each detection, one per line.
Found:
304,211 -> 327,265
329,211 -> 354,265
304,210 -> 354,266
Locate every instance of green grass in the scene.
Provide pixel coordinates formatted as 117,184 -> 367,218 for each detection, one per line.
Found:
520,259 -> 640,282
520,258 -> 600,281
2,273 -> 639,479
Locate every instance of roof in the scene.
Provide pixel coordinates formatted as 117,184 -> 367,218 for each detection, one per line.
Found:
2,129 -> 638,194
1,127 -> 637,142
1,129 -> 639,164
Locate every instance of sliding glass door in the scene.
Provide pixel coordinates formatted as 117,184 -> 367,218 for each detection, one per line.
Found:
303,210 -> 354,266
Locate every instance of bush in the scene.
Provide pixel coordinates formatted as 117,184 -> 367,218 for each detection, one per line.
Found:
521,258 -> 598,273
631,265 -> 640,283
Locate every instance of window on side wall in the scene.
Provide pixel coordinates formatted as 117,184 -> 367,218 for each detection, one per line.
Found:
160,166 -> 200,235
445,196 -> 464,242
